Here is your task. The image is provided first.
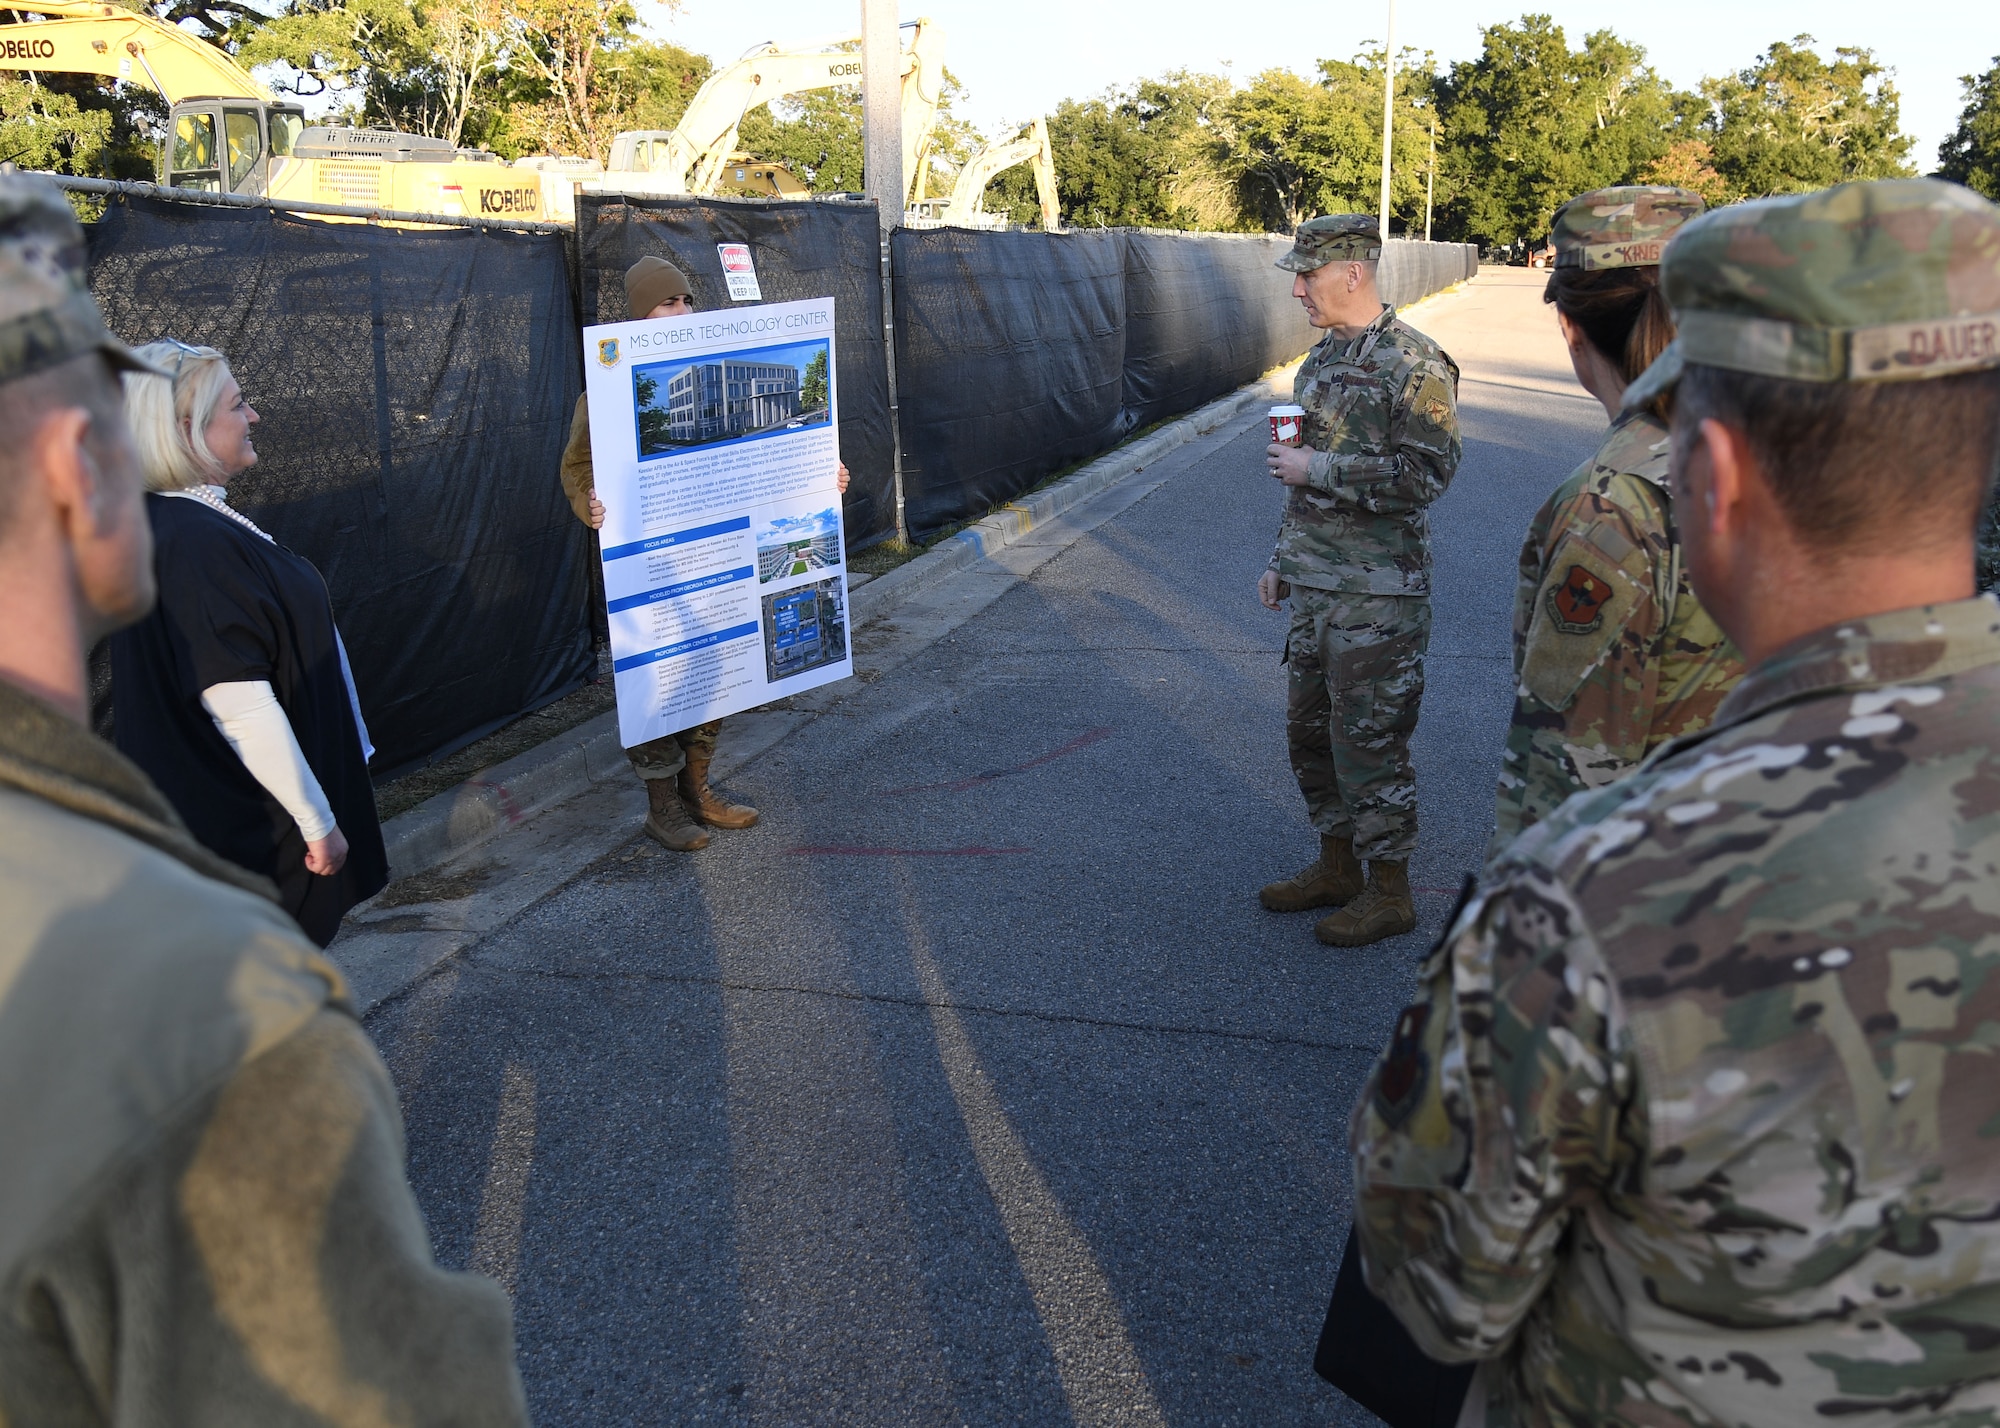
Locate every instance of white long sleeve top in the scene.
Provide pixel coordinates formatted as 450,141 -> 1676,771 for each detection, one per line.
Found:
200,681 -> 336,841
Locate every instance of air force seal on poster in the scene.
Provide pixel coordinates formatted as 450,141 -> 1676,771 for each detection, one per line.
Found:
597,337 -> 620,367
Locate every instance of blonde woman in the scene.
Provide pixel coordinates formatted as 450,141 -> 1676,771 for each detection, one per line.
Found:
108,340 -> 385,945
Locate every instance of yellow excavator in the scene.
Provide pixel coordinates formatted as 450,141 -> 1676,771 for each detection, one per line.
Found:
914,116 -> 1059,230
591,18 -> 946,205
0,0 -> 557,220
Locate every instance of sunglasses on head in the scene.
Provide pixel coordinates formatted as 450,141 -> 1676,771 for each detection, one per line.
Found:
155,337 -> 205,379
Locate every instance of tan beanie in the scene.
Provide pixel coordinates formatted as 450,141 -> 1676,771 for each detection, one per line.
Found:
625,255 -> 692,319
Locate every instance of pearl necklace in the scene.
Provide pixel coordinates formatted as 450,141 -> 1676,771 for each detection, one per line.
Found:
164,483 -> 273,544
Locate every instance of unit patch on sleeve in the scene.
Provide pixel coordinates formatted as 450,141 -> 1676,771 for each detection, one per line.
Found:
1521,534 -> 1646,712
1548,564 -> 1610,633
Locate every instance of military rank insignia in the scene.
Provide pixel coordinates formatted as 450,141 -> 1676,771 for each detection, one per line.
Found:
1548,564 -> 1609,633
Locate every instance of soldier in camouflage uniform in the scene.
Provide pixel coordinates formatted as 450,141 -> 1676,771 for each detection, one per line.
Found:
0,170 -> 529,1423
1258,214 -> 1462,947
1491,187 -> 1744,859
1351,178 -> 2000,1425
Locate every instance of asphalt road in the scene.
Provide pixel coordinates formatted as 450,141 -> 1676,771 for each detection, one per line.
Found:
362,267 -> 1606,1426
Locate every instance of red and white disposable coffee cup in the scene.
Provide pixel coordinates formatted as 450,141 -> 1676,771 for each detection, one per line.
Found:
1269,404 -> 1306,447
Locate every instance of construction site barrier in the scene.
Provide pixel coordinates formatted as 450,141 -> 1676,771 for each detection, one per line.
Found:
75,178 -> 1478,772
1380,241 -> 1481,310
85,192 -> 594,778
892,227 -> 1321,538
890,231 -> 1478,539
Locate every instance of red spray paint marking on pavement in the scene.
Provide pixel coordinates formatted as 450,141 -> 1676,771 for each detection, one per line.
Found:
787,845 -> 1033,857
886,726 -> 1116,796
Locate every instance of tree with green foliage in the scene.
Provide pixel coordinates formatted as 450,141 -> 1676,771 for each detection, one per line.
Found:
1939,57 -> 2000,200
0,78 -> 112,174
633,370 -> 671,454
798,349 -> 827,415
733,63 -> 977,200
242,0 -> 706,159
983,72 -> 1232,229
737,86 -> 863,192
1436,16 -> 1696,247
1223,53 -> 1438,233
1701,36 -> 1912,197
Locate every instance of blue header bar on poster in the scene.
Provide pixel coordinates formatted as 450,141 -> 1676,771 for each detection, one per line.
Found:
606,565 -> 755,613
612,620 -> 762,673
602,515 -> 751,563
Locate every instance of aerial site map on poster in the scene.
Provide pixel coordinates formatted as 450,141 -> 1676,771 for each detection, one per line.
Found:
583,295 -> 853,749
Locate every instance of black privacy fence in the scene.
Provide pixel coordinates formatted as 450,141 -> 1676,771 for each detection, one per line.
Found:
889,227 -> 1474,537
85,188 -> 1476,770
86,196 -> 594,777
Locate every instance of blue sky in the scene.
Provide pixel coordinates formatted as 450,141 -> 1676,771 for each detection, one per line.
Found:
653,1 -> 1988,178
759,506 -> 841,545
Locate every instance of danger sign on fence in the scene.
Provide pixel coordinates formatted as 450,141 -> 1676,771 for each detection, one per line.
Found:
717,243 -> 763,302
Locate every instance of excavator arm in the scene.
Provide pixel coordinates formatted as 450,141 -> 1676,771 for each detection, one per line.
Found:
641,16 -> 944,201
0,0 -> 268,101
944,117 -> 1058,230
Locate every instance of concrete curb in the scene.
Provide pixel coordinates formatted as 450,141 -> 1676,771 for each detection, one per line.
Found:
376,366 -> 1296,882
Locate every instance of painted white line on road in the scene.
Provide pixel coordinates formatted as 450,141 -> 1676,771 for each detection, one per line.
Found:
468,1061 -> 537,1297
900,882 -> 1168,1428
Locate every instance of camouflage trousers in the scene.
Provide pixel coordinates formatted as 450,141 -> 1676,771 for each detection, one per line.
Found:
1284,587 -> 1430,862
627,719 -> 722,782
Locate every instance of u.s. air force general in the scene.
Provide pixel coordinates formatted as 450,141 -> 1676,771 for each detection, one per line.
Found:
1257,212 -> 1462,949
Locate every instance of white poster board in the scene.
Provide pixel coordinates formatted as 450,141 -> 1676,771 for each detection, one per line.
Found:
584,296 -> 851,749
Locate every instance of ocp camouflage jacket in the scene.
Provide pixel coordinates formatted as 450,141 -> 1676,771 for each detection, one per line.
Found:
1489,409 -> 1743,859
1270,306 -> 1461,596
1354,594 -> 2000,1427
0,679 -> 529,1425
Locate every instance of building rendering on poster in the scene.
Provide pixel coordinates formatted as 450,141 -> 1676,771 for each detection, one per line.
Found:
584,295 -> 852,748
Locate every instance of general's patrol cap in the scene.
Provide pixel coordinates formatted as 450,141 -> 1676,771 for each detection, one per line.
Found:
1626,178 -> 2000,410
1552,185 -> 1704,270
0,168 -> 165,384
1277,214 -> 1383,272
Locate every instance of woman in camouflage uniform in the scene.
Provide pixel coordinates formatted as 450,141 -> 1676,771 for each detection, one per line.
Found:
1488,186 -> 1743,861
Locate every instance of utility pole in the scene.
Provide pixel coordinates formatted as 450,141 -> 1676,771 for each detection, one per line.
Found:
861,0 -> 904,231
1376,0 -> 1395,243
1425,105 -> 1436,242
861,0 -> 910,541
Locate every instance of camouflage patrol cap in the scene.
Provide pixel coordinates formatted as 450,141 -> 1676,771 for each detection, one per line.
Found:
1277,213 -> 1383,272
1552,185 -> 1704,270
0,168 -> 164,384
1625,178 -> 2000,409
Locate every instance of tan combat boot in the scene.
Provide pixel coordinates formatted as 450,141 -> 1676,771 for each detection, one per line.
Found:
643,776 -> 709,851
1314,861 -> 1416,947
678,750 -> 759,829
1259,834 -> 1365,912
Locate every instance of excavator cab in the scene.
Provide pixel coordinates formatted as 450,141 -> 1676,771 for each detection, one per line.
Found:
163,98 -> 307,196
715,154 -> 810,199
